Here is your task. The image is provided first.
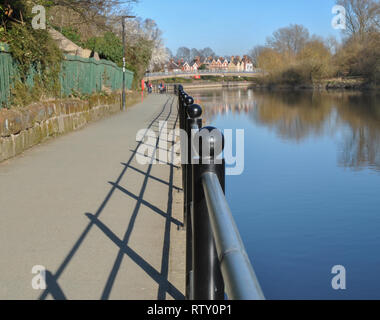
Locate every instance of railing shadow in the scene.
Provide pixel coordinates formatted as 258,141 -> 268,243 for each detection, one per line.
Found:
84,214 -> 183,299
39,96 -> 184,300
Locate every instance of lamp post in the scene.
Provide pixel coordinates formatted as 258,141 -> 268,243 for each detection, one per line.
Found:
122,15 -> 136,111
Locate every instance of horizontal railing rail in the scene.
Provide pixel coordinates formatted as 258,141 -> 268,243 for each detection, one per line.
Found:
145,69 -> 264,78
175,84 -> 265,300
202,172 -> 264,300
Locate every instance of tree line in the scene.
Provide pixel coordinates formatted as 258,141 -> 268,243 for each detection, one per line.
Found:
250,0 -> 380,86
0,0 -> 166,106
168,47 -> 254,65
169,47 -> 217,62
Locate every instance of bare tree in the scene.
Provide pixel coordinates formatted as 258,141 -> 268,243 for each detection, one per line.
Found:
143,20 -> 167,71
149,45 -> 168,71
199,47 -> 215,59
266,24 -> 310,55
325,35 -> 341,54
249,45 -> 266,66
176,47 -> 190,61
48,0 -> 139,39
190,48 -> 200,61
51,0 -> 138,17
172,47 -> 217,61
337,0 -> 380,38
166,47 -> 173,59
141,19 -> 162,43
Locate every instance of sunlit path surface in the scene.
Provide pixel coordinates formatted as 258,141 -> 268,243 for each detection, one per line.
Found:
0,94 -> 185,300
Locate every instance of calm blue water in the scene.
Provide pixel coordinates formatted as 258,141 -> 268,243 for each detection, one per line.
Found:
190,88 -> 380,300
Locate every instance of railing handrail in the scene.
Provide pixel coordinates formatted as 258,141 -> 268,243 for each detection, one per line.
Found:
202,172 -> 265,300
175,84 -> 264,300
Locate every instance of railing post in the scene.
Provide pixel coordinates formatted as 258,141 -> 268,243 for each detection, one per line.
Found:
192,126 -> 225,300
177,88 -> 187,227
178,86 -> 185,132
185,104 -> 202,300
182,95 -> 194,228
181,93 -> 188,131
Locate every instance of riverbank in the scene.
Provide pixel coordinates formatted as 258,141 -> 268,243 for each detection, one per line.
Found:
168,77 -> 379,92
252,77 -> 380,91
153,79 -> 380,92
183,82 -> 380,92
178,81 -> 257,91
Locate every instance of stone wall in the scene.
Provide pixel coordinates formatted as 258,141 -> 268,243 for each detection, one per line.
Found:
49,28 -> 100,60
0,92 -> 140,162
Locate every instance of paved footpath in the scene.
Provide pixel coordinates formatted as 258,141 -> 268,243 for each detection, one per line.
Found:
0,94 -> 185,300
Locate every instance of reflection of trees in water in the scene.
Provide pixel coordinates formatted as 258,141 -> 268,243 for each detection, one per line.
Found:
249,91 -> 333,141
251,91 -> 380,171
193,89 -> 380,172
339,126 -> 380,171
191,89 -> 257,122
337,94 -> 380,171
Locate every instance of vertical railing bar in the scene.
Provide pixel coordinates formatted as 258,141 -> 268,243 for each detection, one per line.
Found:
177,88 -> 264,301
185,103 -> 202,299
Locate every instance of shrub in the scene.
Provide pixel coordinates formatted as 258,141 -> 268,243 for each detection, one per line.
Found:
2,0 -> 63,107
85,33 -> 154,89
55,26 -> 84,47
336,33 -> 380,84
85,32 -> 123,65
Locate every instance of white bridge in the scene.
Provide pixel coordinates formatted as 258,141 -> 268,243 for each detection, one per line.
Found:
144,70 -> 263,81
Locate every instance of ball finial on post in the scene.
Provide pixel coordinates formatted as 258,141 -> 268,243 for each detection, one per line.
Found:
187,104 -> 202,119
195,126 -> 224,159
185,96 -> 194,106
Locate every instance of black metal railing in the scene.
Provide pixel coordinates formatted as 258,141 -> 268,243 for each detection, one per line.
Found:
175,84 -> 265,300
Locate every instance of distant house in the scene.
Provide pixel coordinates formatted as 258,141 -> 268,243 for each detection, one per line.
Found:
206,57 -> 228,71
215,58 -> 228,70
231,56 -> 241,72
242,55 -> 254,72
240,61 -> 247,71
245,61 -> 254,72
193,56 -> 202,65
202,56 -> 213,69
228,56 -> 239,71
209,59 -> 219,71
166,60 -> 181,73
220,58 -> 229,71
191,61 -> 199,72
227,56 -> 244,72
165,54 -> 254,73
216,58 -> 222,69
182,61 -> 191,72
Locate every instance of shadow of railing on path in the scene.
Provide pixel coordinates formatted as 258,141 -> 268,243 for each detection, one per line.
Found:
39,96 -> 184,300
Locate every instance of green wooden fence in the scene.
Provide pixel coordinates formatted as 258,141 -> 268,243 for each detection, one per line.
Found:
0,42 -> 134,108
0,43 -> 14,108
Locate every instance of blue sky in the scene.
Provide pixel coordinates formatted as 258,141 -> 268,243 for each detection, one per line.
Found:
133,0 -> 343,56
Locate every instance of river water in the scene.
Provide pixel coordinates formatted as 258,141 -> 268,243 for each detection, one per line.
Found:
188,87 -> 380,300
